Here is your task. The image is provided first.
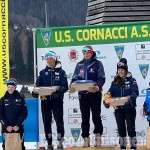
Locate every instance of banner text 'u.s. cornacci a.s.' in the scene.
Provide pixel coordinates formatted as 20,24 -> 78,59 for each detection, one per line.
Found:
0,0 -> 9,97
36,21 -> 150,48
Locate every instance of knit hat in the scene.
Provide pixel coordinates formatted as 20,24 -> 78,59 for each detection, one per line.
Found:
45,51 -> 57,60
6,79 -> 17,86
117,58 -> 128,71
82,46 -> 94,55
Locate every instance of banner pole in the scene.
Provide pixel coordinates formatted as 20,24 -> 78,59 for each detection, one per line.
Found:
32,28 -> 39,150
32,28 -> 37,84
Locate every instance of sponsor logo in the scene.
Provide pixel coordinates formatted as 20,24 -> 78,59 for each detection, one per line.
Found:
136,130 -> 146,137
68,93 -> 79,100
139,88 -> 147,97
67,73 -> 73,80
139,64 -> 149,79
95,51 -> 106,59
68,49 -> 78,62
89,67 -> 95,73
71,128 -> 81,142
135,44 -> 150,60
41,30 -> 51,46
114,45 -> 124,60
101,115 -> 107,120
80,69 -> 84,75
68,108 -> 81,124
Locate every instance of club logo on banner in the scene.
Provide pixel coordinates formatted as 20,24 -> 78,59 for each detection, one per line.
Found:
114,45 -> 125,60
139,64 -> 149,79
68,49 -> 78,62
135,44 -> 150,60
41,30 -> 51,46
71,128 -> 81,142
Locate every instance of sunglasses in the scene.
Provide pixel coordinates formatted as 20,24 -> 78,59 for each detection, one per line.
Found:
6,80 -> 17,86
82,47 -> 91,54
45,52 -> 56,57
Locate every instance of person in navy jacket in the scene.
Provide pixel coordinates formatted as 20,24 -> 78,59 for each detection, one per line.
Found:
32,51 -> 68,150
0,78 -> 28,150
69,46 -> 105,147
104,58 -> 139,150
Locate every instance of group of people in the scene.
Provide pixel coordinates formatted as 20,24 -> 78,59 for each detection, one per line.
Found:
0,45 -> 147,150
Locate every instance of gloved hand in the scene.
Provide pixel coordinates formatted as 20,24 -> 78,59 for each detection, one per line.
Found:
40,96 -> 47,100
51,91 -> 61,99
125,97 -> 133,105
103,100 -> 110,109
32,91 -> 39,98
69,86 -> 76,93
88,86 -> 99,93
103,92 -> 111,108
104,92 -> 112,99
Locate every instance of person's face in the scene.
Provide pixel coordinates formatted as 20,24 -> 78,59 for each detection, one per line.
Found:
46,57 -> 56,68
7,85 -> 16,94
83,51 -> 93,60
117,69 -> 127,79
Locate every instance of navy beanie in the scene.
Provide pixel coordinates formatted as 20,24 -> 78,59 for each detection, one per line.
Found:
117,58 -> 128,71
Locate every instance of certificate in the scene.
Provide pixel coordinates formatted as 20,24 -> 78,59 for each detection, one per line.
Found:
70,80 -> 96,91
33,86 -> 60,96
104,96 -> 129,106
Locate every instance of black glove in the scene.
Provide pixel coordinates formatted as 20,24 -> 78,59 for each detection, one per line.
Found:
51,91 -> 62,99
103,101 -> 110,109
32,91 -> 39,98
125,97 -> 133,105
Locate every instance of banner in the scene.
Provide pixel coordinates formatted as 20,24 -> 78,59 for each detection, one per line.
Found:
0,0 -> 10,97
36,21 -> 150,146
36,21 -> 150,48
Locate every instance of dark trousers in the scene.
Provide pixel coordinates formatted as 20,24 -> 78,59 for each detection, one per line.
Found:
2,132 -> 25,150
79,92 -> 103,138
41,99 -> 64,145
115,108 -> 137,149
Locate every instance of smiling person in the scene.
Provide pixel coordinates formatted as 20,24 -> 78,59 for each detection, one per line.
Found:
32,51 -> 68,150
0,78 -> 28,150
69,46 -> 105,147
103,58 -> 139,150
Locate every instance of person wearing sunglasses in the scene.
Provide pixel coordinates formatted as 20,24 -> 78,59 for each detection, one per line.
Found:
69,46 -> 105,147
103,58 -> 139,150
32,51 -> 68,150
0,78 -> 28,150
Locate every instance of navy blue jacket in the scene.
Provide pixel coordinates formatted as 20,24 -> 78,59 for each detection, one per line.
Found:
108,72 -> 139,109
71,52 -> 105,92
143,89 -> 150,121
36,61 -> 68,100
0,90 -> 28,132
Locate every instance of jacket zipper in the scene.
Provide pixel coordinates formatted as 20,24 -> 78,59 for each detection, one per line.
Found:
120,86 -> 123,109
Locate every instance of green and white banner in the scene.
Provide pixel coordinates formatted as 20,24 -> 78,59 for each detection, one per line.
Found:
36,21 -> 150,47
36,21 -> 150,147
